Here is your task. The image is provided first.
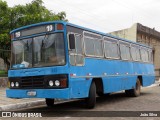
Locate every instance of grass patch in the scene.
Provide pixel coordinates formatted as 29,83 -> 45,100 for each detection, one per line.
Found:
0,70 -> 8,77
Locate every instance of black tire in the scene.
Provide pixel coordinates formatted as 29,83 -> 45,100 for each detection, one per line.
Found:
85,82 -> 96,109
125,90 -> 131,96
125,79 -> 141,97
97,92 -> 104,97
45,98 -> 55,107
97,92 -> 110,97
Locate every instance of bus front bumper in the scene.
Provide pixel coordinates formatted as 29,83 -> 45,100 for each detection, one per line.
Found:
6,88 -> 70,99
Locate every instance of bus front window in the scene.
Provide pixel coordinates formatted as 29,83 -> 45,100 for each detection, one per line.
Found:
11,33 -> 65,69
12,38 -> 32,68
33,33 -> 65,67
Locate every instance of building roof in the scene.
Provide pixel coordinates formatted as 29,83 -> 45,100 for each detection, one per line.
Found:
137,23 -> 160,39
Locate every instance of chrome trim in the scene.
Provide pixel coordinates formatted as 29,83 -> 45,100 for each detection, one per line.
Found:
70,74 -> 155,78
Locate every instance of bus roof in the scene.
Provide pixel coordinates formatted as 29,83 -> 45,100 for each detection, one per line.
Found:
66,22 -> 152,49
10,20 -> 152,49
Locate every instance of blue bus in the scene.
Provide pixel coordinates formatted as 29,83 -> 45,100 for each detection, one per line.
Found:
6,21 -> 155,108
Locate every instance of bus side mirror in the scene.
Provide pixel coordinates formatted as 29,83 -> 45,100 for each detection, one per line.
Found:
69,34 -> 75,49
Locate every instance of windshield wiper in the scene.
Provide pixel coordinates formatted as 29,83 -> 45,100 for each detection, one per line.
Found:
26,41 -> 29,51
40,34 -> 50,62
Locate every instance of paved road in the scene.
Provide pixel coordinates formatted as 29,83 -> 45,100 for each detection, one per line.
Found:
4,85 -> 159,120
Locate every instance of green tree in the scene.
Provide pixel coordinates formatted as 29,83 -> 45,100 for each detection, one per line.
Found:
11,0 -> 67,29
0,0 -> 67,70
0,0 -> 10,70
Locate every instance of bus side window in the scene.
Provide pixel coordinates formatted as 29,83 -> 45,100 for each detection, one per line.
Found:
84,32 -> 103,57
148,50 -> 153,63
69,33 -> 84,66
120,43 -> 131,60
84,36 -> 95,56
69,34 -> 75,50
104,40 -> 119,59
131,45 -> 141,61
140,48 -> 149,62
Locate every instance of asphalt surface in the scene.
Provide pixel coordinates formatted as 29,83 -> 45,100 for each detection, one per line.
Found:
0,81 -> 160,120
3,85 -> 159,120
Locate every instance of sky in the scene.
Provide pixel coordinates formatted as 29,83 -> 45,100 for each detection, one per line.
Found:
4,0 -> 160,33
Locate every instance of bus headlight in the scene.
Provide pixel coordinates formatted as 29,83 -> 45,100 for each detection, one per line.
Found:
55,80 -> 60,86
46,75 -> 68,88
11,82 -> 14,87
49,80 -> 54,87
15,82 -> 19,87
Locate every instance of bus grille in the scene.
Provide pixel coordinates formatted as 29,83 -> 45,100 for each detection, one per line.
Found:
9,74 -> 68,89
20,76 -> 45,88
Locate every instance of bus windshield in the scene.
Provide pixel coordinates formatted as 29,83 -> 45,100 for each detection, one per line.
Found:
11,33 -> 65,69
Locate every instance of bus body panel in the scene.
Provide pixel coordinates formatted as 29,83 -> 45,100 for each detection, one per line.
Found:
7,21 -> 155,100
6,88 -> 70,99
8,66 -> 69,77
69,78 -> 91,98
142,75 -> 155,86
69,58 -> 155,96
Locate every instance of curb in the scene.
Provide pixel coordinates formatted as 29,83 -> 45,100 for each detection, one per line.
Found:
0,100 -> 45,111
1,81 -> 160,111
0,99 -> 74,111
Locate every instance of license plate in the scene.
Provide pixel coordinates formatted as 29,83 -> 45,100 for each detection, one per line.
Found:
27,91 -> 36,96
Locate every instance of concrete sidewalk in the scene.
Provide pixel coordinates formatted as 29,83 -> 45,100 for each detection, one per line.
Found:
0,81 -> 160,111
0,88 -> 45,111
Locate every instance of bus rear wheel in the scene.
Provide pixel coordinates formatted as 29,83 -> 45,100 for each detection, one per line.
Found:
85,81 -> 96,109
125,79 -> 141,97
97,92 -> 110,97
97,92 -> 104,97
45,98 -> 55,107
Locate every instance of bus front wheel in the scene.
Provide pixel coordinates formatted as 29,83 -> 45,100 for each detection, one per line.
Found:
45,98 -> 55,107
85,81 -> 96,109
125,79 -> 141,97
